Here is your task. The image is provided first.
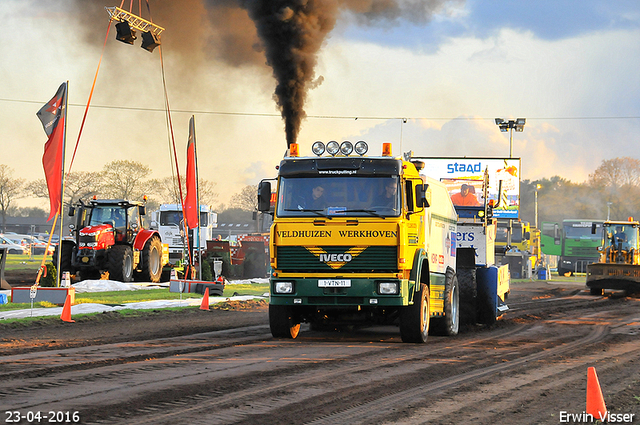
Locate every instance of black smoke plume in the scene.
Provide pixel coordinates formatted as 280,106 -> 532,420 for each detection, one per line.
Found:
66,0 -> 460,147
240,1 -> 340,147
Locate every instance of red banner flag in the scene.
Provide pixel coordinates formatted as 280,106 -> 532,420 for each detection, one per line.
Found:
184,116 -> 198,229
36,83 -> 67,222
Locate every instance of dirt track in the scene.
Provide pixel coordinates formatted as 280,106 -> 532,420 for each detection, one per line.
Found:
1,277 -> 640,424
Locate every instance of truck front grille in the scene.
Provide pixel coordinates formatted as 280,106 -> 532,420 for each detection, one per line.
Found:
276,246 -> 397,272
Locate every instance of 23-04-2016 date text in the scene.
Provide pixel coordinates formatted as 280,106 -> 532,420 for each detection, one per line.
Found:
4,411 -> 80,423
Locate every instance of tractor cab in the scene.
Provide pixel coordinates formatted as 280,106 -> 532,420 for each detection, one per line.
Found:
600,220 -> 639,264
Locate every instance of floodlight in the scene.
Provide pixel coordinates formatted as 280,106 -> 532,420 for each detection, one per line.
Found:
115,21 -> 136,44
141,31 -> 160,52
340,141 -> 354,156
312,141 -> 325,156
326,141 -> 340,156
354,141 -> 368,156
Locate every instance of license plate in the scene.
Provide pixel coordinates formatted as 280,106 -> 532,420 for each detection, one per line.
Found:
318,279 -> 351,288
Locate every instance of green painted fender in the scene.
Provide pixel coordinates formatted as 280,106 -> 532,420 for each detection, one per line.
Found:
409,248 -> 429,302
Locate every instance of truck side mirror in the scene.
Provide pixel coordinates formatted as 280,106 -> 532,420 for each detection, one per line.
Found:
591,222 -> 597,234
68,206 -> 75,217
258,181 -> 272,212
524,231 -> 530,240
138,205 -> 146,216
415,184 -> 429,208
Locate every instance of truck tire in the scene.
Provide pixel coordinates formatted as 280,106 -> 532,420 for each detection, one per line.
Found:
109,245 -> 134,282
589,287 -> 603,296
269,305 -> 301,339
430,268 -> 460,336
79,269 -> 102,281
53,241 -> 75,275
135,236 -> 163,283
399,283 -> 430,343
458,268 -> 477,326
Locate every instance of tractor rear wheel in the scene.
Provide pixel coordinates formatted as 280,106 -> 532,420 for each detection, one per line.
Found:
135,236 -> 163,283
109,245 -> 133,282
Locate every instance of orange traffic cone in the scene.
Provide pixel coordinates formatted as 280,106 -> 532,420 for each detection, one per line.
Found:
200,288 -> 210,311
586,367 -> 607,419
60,295 -> 75,323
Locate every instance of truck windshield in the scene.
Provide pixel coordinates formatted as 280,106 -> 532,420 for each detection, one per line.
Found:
496,224 -> 523,243
276,176 -> 401,218
564,222 -> 601,239
160,210 -> 208,226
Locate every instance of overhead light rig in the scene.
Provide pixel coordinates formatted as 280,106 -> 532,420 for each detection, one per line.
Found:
105,6 -> 165,52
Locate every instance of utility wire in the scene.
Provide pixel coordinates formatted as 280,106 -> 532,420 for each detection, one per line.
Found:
1,97 -> 639,121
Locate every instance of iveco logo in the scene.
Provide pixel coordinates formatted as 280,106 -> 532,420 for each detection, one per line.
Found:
306,246 -> 366,269
320,253 -> 353,263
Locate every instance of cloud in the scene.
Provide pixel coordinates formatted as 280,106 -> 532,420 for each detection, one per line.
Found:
1,0 -> 639,213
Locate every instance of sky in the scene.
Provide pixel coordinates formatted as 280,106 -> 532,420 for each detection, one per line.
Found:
1,0 -> 639,211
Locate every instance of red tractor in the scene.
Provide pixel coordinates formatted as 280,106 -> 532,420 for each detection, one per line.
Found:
54,199 -> 168,282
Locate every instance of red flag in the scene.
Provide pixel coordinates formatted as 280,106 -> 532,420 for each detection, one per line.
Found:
37,83 -> 67,222
184,116 -> 198,229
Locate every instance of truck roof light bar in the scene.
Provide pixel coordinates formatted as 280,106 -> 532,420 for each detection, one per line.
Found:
312,141 -> 325,156
354,141 -> 368,156
340,141 -> 354,156
326,141 -> 340,156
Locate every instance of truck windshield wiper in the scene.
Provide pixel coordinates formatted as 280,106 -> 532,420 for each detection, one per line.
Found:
343,209 -> 386,218
284,208 -> 329,218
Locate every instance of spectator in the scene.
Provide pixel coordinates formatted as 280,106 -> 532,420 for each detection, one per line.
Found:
451,184 -> 480,206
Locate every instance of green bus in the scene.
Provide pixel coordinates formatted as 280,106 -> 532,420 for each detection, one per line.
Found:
541,219 -> 603,276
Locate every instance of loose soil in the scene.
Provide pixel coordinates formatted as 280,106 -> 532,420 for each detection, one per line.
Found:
2,268 -> 640,424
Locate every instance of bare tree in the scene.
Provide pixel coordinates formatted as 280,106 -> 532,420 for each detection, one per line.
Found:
101,160 -> 152,200
27,171 -> 103,210
230,184 -> 258,212
149,176 -> 219,207
0,165 -> 25,232
589,157 -> 640,188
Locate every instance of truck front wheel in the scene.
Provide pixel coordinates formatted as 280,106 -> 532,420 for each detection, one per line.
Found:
269,305 -> 301,339
430,269 -> 460,336
109,245 -> 134,282
399,283 -> 430,343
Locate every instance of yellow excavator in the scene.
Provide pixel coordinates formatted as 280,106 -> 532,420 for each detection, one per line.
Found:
586,218 -> 640,295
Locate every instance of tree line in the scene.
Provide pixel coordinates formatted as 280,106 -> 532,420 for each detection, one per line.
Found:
0,160 -> 256,232
2,157 -> 638,232
520,157 -> 640,226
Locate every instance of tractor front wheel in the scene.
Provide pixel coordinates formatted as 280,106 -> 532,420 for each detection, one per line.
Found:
109,245 -> 133,282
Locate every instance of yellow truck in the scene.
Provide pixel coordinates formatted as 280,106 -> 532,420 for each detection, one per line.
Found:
258,141 -> 508,343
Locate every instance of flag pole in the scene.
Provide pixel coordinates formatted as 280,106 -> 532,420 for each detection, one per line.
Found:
193,116 -> 202,280
56,81 -> 69,287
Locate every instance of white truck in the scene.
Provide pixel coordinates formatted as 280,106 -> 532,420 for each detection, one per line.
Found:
150,204 -> 218,265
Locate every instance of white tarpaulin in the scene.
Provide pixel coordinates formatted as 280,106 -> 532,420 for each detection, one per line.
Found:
0,278 -> 268,320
